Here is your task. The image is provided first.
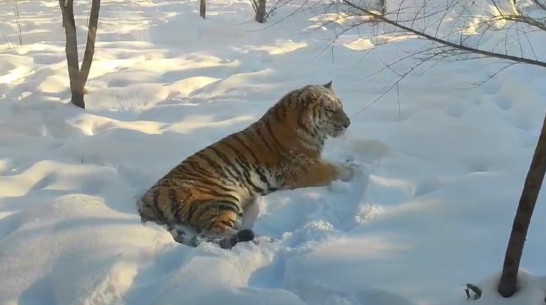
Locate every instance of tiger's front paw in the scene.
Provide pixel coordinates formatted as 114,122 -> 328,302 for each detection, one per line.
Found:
336,158 -> 360,182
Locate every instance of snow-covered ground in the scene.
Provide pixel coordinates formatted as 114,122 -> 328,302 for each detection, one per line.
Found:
1,0 -> 545,304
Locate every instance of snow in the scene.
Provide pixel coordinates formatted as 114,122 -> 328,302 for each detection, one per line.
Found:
1,0 -> 545,304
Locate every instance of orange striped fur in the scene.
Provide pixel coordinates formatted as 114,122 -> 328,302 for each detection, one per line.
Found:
137,82 -> 354,249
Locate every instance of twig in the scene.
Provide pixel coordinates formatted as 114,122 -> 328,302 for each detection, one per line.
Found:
341,0 -> 546,68
464,283 -> 482,300
471,61 -> 518,86
1,25 -> 14,48
351,53 -> 438,117
13,0 -> 22,45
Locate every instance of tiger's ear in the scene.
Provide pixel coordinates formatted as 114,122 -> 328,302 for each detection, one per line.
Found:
300,89 -> 317,108
323,81 -> 333,90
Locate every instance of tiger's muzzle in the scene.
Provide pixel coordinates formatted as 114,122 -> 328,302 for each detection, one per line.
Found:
333,112 -> 351,137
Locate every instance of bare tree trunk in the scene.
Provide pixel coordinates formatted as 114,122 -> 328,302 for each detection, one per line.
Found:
58,0 -> 101,109
497,113 -> 546,297
255,0 -> 266,23
80,0 -> 101,86
200,0 -> 206,19
59,0 -> 85,109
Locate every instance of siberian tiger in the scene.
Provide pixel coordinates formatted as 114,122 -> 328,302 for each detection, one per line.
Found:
137,81 -> 355,249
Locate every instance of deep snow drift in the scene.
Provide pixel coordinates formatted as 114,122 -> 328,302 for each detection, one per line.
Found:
1,0 -> 545,304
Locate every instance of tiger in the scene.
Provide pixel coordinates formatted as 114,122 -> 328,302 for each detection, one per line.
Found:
136,81 -> 355,249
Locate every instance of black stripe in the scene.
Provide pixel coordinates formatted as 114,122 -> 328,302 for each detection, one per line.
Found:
188,153 -> 236,191
265,120 -> 287,152
208,146 -> 242,179
193,178 -> 234,193
216,201 -> 242,215
230,158 -> 263,193
222,142 -> 266,193
179,166 -> 209,182
253,166 -> 271,188
241,173 -> 264,194
184,160 -> 215,178
228,135 -> 269,193
151,188 -> 166,222
224,146 -> 264,190
199,187 -> 240,203
279,104 -> 287,120
305,135 -> 321,147
296,106 -> 311,132
182,163 -> 235,188
167,167 -> 185,180
273,105 -> 283,122
232,134 -> 259,162
256,125 -> 280,156
223,142 -> 251,169
195,151 -> 231,179
169,188 -> 184,222
219,219 -> 235,228
187,199 -> 209,223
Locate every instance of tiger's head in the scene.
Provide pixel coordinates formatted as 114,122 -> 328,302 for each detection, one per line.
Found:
296,81 -> 351,139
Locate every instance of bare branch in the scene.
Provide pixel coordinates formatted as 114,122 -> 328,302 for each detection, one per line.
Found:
340,0 -> 546,68
12,0 -> 22,45
351,52 -> 439,117
532,0 -> 546,12
471,61 -> 519,86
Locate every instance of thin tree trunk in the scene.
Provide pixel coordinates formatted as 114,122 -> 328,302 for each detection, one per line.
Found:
59,0 -> 85,109
80,0 -> 101,86
497,113 -> 546,297
255,0 -> 266,23
200,0 -> 206,19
